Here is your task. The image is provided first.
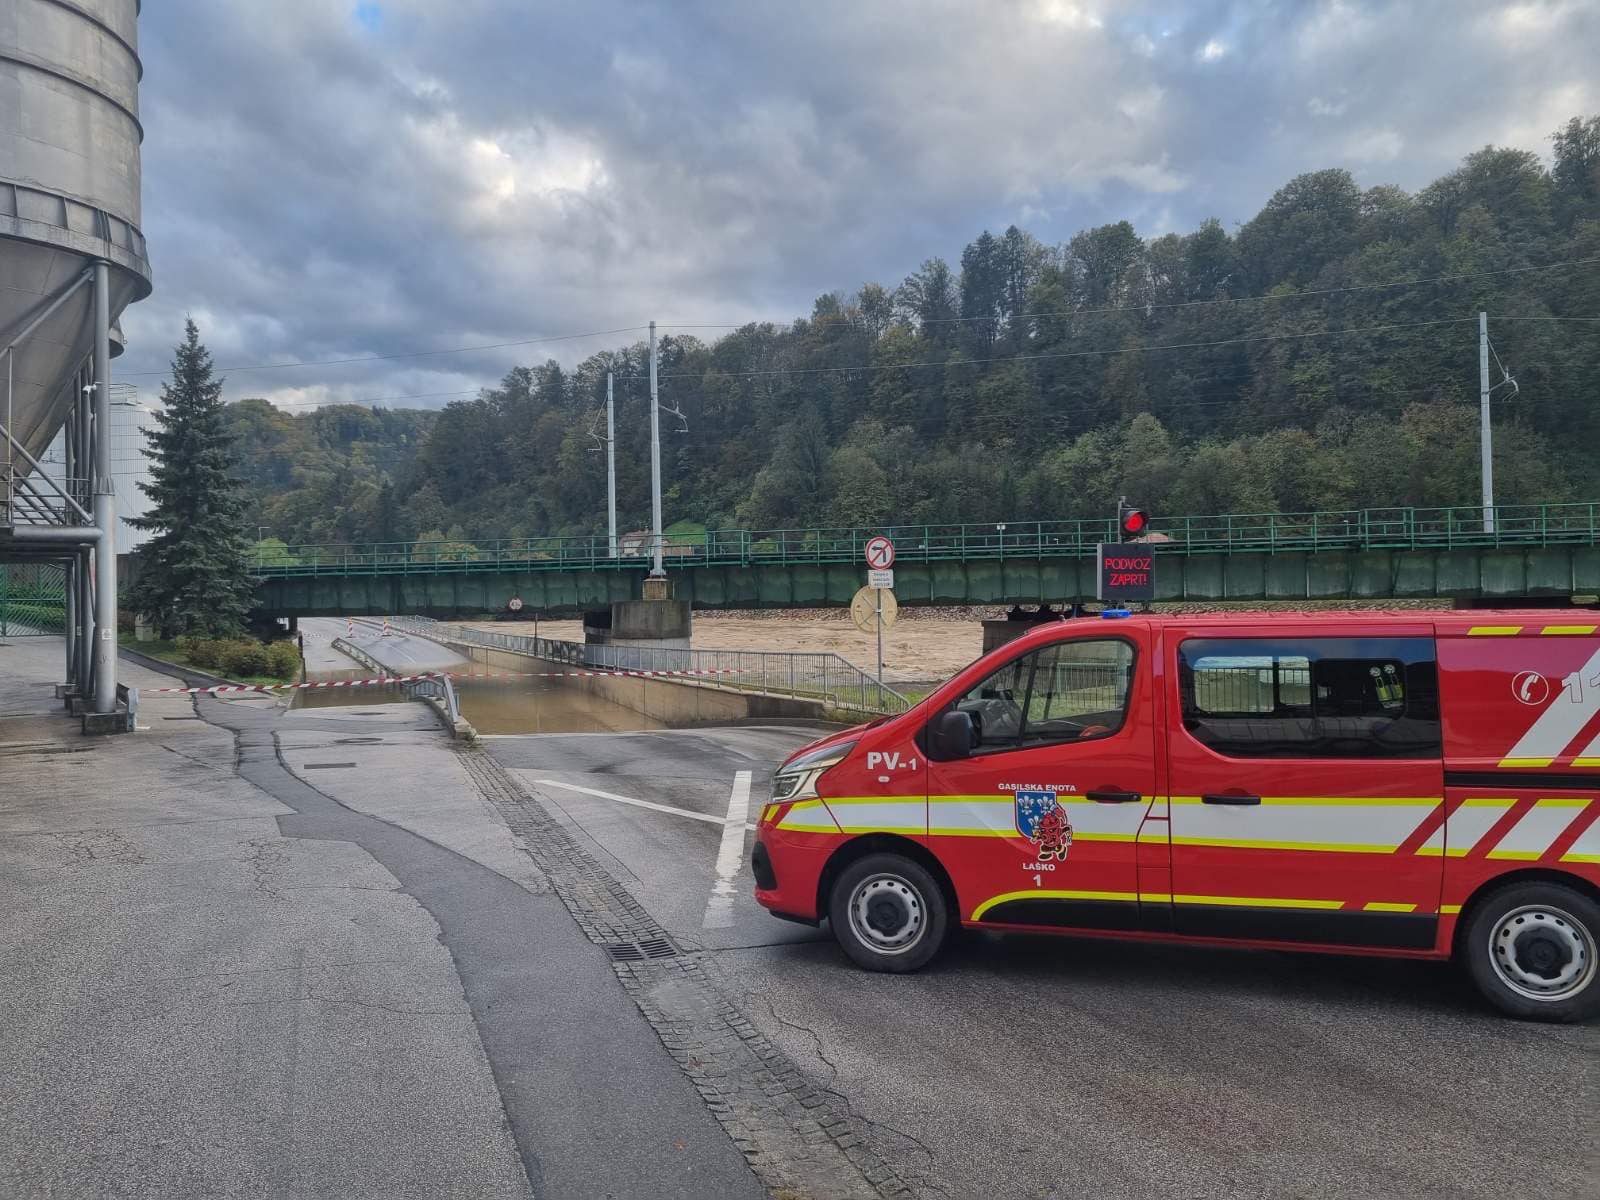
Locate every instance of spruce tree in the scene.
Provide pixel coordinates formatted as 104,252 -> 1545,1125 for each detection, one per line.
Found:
128,320 -> 255,638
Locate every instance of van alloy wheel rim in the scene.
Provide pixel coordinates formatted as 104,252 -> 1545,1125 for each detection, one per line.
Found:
1488,904 -> 1596,1002
848,874 -> 925,955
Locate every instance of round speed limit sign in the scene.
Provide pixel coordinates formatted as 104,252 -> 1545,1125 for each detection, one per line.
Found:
864,535 -> 895,570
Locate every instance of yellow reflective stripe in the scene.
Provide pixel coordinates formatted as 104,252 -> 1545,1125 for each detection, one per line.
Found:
971,889 -> 1138,920
1169,836 -> 1401,854
1172,894 -> 1344,909
1167,796 -> 1441,807
1486,849 -> 1542,860
1542,625 -> 1597,635
1139,892 -> 1172,903
1562,852 -> 1600,863
1535,798 -> 1592,807
1415,846 -> 1444,857
1573,758 -> 1600,767
1459,797 -> 1517,807
1364,902 -> 1418,912
1468,625 -> 1523,636
1440,904 -> 1463,915
1499,757 -> 1554,768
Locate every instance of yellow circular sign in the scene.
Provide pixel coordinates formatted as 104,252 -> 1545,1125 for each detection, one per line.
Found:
850,585 -> 898,633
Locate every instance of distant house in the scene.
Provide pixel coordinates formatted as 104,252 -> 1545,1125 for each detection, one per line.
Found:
618,530 -> 697,559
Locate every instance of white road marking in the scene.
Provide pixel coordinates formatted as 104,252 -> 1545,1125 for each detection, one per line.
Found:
532,777 -> 757,830
703,771 -> 754,929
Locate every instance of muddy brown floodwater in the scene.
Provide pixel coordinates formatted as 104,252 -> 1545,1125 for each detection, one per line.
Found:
294,674 -> 665,735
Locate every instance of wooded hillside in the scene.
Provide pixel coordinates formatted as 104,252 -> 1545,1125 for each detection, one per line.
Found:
225,115 -> 1600,548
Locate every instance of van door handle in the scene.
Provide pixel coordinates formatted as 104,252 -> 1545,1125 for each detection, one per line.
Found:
1202,793 -> 1261,806
1086,790 -> 1141,804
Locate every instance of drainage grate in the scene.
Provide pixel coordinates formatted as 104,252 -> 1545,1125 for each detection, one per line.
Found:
302,762 -> 357,770
604,937 -> 679,963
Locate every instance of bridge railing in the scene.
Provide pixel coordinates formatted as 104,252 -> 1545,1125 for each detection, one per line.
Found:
253,501 -> 1600,578
394,617 -> 914,717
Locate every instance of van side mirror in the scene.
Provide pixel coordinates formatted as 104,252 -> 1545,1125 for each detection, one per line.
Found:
929,710 -> 974,760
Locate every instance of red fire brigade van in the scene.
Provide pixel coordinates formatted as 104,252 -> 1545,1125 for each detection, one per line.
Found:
751,610 -> 1600,1021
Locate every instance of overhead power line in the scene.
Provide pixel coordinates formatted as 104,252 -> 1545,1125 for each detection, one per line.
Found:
120,325 -> 649,378
659,317 -> 1478,381
656,256 -> 1600,331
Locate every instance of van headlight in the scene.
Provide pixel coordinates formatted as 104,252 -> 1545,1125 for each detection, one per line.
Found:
771,741 -> 855,803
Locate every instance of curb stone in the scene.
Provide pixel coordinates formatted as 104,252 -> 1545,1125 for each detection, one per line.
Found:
455,745 -> 914,1200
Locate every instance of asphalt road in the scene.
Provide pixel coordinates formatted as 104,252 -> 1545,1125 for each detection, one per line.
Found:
490,725 -> 1600,1200
298,616 -> 470,675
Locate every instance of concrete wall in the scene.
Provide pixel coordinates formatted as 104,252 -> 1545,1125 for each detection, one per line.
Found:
450,641 -> 831,726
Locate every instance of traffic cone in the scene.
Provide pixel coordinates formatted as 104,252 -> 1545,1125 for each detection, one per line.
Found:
382,616 -> 391,638
347,617 -> 354,638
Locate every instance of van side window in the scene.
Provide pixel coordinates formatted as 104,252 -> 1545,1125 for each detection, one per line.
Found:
1179,637 -> 1441,759
951,639 -> 1135,755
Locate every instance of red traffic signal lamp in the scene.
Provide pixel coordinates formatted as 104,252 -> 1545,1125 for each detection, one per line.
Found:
1117,500 -> 1149,538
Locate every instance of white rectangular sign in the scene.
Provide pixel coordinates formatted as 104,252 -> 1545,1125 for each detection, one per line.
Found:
867,568 -> 894,590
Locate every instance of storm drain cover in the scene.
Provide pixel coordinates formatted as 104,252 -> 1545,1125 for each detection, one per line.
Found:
302,762 -> 357,770
604,937 -> 678,962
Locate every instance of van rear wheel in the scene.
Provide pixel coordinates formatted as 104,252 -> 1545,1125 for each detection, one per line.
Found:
1460,882 -> 1600,1023
828,853 -> 948,973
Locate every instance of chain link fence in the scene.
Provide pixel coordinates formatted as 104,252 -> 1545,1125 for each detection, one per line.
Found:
0,563 -> 67,637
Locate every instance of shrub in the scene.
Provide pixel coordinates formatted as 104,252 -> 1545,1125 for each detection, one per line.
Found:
219,640 -> 271,677
183,637 -> 226,669
264,639 -> 302,681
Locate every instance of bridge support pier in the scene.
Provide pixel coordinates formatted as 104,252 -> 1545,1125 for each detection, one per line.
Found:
584,599 -> 691,653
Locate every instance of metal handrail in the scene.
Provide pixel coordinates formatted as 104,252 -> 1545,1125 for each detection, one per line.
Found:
252,500 -> 1600,579
393,616 -> 914,717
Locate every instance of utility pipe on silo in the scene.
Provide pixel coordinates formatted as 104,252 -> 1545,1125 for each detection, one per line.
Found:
91,261 -> 117,714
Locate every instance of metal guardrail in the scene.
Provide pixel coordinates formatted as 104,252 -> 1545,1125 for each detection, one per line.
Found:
407,673 -> 461,724
116,682 -> 138,732
394,616 -> 914,717
330,632 -> 463,729
252,501 -> 1600,579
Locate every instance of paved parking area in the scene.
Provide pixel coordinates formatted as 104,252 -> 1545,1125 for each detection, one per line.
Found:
489,725 -> 1600,1200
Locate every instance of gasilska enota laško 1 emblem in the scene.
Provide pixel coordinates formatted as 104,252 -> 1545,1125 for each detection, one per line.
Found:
1014,789 -> 1072,864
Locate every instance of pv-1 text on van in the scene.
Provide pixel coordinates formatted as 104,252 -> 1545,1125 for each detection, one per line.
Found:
751,611 -> 1600,1022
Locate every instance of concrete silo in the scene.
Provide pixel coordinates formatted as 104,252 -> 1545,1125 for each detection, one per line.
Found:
1,0 -> 152,726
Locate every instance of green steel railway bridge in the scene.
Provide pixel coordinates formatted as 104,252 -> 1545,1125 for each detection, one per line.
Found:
251,501 -> 1600,618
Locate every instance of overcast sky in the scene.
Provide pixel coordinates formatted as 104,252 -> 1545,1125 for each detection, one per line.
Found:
115,0 -> 1598,413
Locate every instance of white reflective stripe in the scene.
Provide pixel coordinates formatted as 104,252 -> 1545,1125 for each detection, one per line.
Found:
1443,798 -> 1516,856
926,797 -> 1148,840
1574,724 -> 1600,768
1563,819 -> 1600,864
823,799 -> 923,833
1500,645 -> 1600,767
1414,825 -> 1446,857
1486,798 -> 1591,860
928,799 -> 1012,837
777,799 -> 838,832
1169,801 -> 1438,854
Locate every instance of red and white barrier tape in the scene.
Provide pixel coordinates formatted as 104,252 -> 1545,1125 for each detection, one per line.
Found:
145,666 -> 755,695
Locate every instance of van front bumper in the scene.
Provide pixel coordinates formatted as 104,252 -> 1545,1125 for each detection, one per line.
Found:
751,828 -> 835,923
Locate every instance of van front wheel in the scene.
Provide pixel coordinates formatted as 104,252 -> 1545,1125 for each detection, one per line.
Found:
829,853 -> 948,973
1461,882 -> 1600,1022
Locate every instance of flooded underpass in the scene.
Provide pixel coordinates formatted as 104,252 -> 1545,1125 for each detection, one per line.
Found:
293,672 -> 668,734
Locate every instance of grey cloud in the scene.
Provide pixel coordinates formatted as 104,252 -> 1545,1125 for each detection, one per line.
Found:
118,0 -> 1597,410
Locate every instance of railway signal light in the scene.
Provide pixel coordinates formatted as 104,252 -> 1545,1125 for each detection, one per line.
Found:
1118,500 -> 1149,539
